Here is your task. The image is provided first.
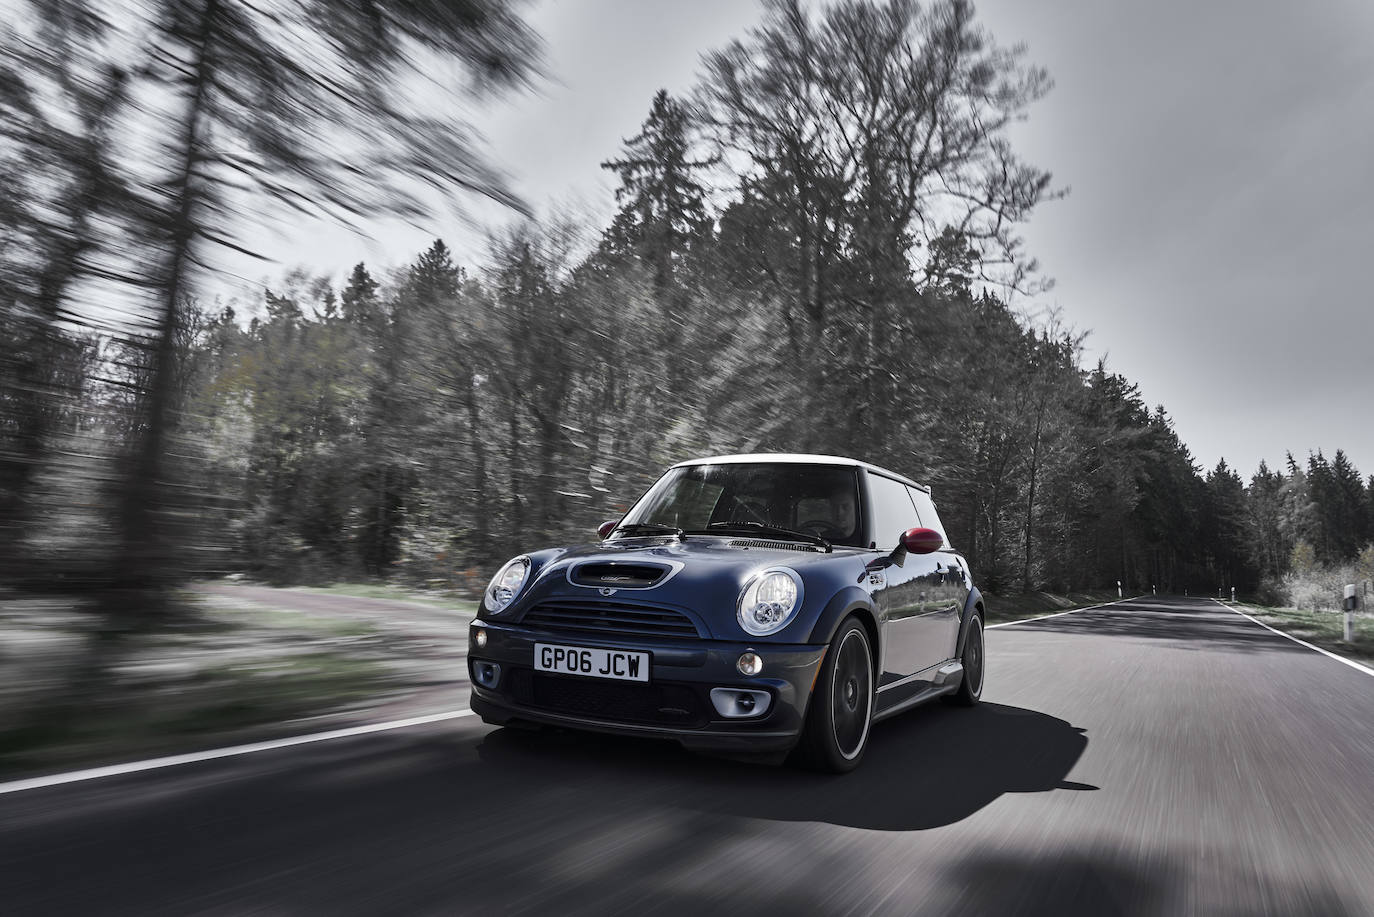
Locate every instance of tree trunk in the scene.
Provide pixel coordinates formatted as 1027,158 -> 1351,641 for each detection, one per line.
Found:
1021,406 -> 1045,592
507,404 -> 523,544
111,0 -> 219,618
464,372 -> 491,564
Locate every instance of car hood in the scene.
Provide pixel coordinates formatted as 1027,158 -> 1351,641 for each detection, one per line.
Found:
506,536 -> 873,642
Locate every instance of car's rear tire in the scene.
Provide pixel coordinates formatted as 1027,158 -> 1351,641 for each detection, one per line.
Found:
947,612 -> 984,706
795,617 -> 874,773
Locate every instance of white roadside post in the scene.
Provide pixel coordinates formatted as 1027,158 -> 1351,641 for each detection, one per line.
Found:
1117,580 -> 1122,598
1231,585 -> 1236,603
1343,584 -> 1359,643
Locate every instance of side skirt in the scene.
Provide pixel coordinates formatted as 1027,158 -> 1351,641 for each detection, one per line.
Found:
872,661 -> 963,723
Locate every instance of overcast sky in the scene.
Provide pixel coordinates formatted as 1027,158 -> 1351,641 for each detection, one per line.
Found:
222,0 -> 1374,482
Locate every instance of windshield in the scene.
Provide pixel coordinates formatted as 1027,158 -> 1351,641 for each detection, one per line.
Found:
620,463 -> 864,548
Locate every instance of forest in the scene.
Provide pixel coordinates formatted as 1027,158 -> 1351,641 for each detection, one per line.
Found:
3,0 -> 1372,626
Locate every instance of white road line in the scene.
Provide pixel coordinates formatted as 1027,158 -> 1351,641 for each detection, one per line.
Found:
0,708 -> 477,797
1212,598 -> 1374,678
986,595 -> 1143,629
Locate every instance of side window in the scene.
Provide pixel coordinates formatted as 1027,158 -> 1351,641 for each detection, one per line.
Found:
908,487 -> 948,546
866,473 -> 920,551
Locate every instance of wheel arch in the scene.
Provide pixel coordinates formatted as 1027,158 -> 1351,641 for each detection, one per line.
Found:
955,586 -> 984,658
806,585 -> 880,676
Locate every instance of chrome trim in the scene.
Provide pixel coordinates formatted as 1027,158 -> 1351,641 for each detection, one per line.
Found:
483,555 -> 532,614
736,566 -> 805,637
564,558 -> 685,590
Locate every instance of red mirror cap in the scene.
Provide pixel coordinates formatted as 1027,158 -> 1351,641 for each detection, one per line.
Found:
597,520 -> 617,539
900,527 -> 943,554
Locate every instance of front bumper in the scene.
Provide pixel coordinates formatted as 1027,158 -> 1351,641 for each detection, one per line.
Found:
467,618 -> 827,754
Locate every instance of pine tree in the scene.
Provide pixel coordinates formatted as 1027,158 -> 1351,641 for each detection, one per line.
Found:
341,264 -> 381,325
1205,459 -> 1250,590
600,90 -> 715,293
1330,450 -> 1368,559
1246,461 -> 1288,578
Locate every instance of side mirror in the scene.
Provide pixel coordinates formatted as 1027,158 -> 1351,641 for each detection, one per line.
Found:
900,527 -> 943,555
597,520 -> 618,539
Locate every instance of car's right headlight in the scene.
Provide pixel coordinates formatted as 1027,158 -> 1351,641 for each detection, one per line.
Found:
483,555 -> 531,614
737,567 -> 804,636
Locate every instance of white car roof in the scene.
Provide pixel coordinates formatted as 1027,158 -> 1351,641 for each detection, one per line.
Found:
670,453 -> 930,493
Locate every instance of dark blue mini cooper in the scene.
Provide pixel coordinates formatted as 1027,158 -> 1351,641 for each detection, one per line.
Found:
468,454 -> 985,772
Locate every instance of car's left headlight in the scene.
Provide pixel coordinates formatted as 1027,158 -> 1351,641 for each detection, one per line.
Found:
484,555 -> 531,614
737,567 -> 803,636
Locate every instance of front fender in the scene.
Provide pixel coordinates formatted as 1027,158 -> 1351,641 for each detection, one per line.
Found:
805,585 -> 876,645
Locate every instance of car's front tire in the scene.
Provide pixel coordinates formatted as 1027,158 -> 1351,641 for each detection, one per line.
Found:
795,617 -> 874,773
947,612 -> 984,706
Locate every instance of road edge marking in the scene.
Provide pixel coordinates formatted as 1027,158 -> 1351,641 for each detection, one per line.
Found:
1211,598 -> 1374,678
986,595 -> 1144,629
0,708 -> 476,797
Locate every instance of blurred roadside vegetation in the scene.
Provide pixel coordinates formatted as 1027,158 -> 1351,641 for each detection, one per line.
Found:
287,582 -> 481,611
0,586 -> 475,774
2,0 -> 1373,762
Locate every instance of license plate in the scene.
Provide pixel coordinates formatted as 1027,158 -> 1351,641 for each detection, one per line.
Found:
534,643 -> 651,682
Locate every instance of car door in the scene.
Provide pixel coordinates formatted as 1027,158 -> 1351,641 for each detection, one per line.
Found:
864,471 -> 947,685
908,485 -> 967,663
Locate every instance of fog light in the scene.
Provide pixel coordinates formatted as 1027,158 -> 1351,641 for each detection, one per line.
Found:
472,660 -> 501,688
473,627 -> 487,649
710,687 -> 772,718
737,652 -> 763,676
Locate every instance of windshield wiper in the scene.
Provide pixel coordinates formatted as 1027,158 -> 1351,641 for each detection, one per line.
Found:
611,522 -> 684,539
697,521 -> 831,552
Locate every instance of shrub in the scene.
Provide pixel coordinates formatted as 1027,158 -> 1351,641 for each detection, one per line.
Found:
1271,556 -> 1372,611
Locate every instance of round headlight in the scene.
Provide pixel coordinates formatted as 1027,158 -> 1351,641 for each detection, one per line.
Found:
737,567 -> 803,636
484,555 -> 531,614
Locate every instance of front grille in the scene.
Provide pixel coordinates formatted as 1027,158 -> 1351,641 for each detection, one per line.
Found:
508,668 -> 709,728
729,539 -> 823,552
521,600 -> 701,639
568,562 -> 667,588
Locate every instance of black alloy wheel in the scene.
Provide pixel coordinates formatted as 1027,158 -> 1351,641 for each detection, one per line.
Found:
948,612 -> 984,706
796,617 -> 874,773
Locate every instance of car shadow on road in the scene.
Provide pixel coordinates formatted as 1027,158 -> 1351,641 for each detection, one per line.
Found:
916,842 -> 1365,917
474,700 -> 1092,831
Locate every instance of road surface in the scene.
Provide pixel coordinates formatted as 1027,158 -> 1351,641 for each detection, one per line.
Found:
3,596 -> 1372,915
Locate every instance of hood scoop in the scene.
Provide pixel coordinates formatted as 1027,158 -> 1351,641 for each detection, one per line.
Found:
569,562 -> 670,589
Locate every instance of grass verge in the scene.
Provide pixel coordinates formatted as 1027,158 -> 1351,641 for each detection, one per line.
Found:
0,590 -> 458,778
1232,603 -> 1374,667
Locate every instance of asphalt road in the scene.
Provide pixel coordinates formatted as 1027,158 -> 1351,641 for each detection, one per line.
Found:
3,596 -> 1373,916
